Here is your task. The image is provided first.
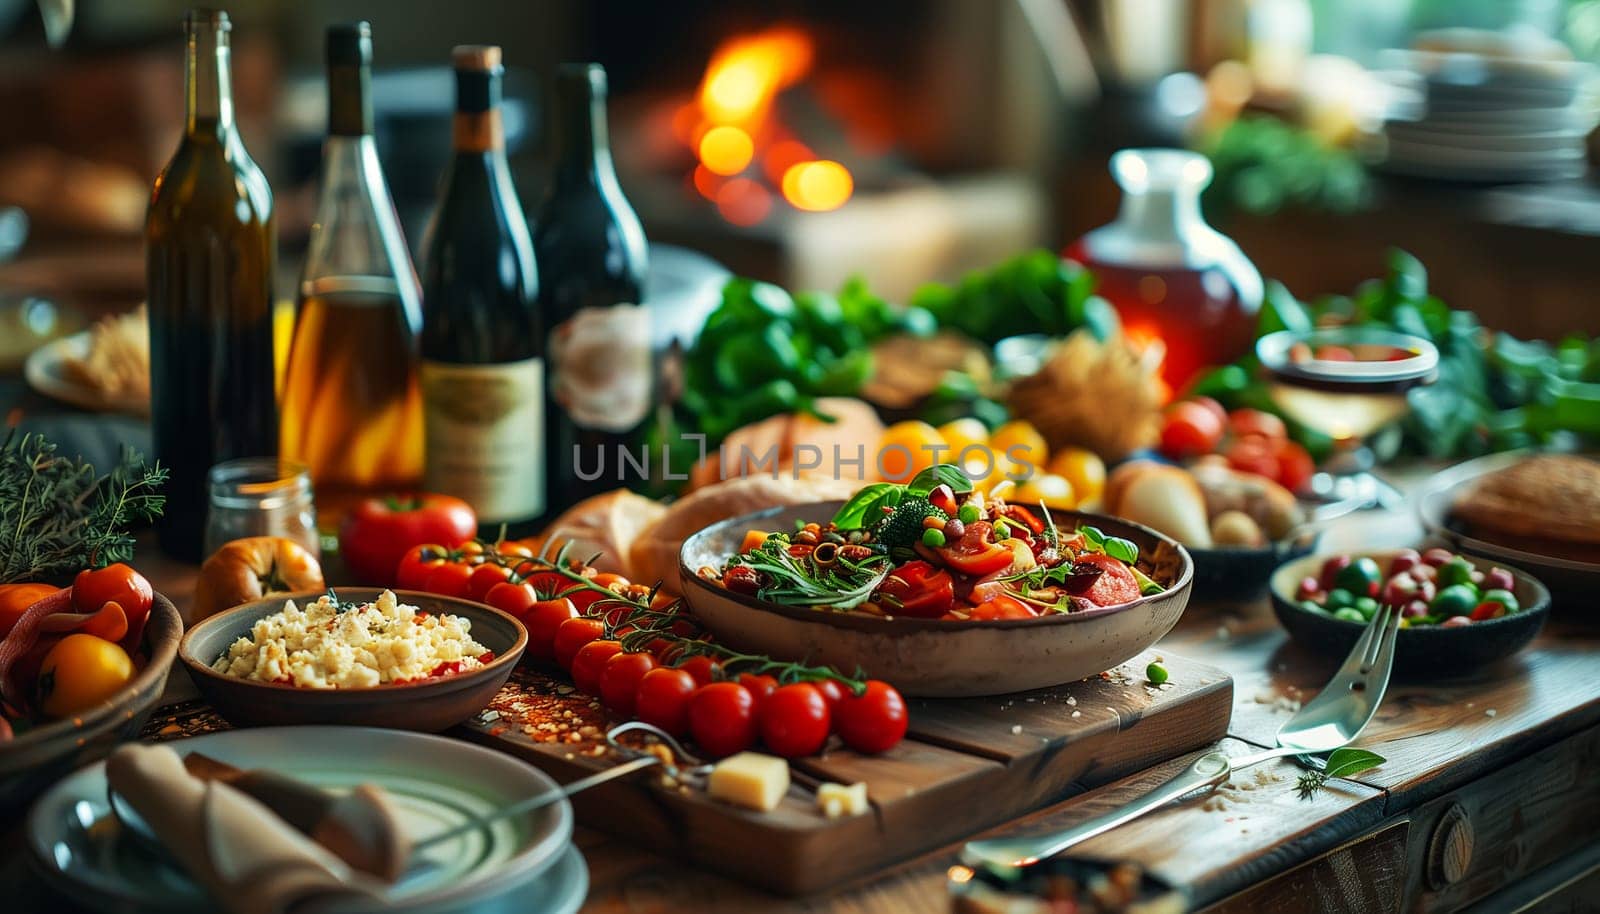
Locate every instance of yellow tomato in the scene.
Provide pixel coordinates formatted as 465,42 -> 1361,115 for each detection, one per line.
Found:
1012,473 -> 1077,510
988,420 -> 1049,479
937,418 -> 990,463
38,634 -> 134,718
0,583 -> 59,638
876,420 -> 946,483
1048,447 -> 1107,506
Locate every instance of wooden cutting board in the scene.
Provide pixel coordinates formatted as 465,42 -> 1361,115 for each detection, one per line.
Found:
456,648 -> 1233,896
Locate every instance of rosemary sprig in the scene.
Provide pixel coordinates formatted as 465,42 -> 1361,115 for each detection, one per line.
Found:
0,432 -> 166,583
729,534 -> 891,610
1295,748 -> 1386,799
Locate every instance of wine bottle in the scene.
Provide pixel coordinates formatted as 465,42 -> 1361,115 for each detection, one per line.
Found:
533,63 -> 651,516
420,46 -> 543,533
280,22 -> 425,514
146,8 -> 277,561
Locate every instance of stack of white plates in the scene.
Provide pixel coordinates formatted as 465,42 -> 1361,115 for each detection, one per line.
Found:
1365,29 -> 1599,183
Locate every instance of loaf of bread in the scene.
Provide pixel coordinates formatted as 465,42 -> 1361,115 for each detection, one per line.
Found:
629,474 -> 859,590
539,490 -> 667,576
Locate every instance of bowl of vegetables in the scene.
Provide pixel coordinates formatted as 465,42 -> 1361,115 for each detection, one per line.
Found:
1269,547 -> 1550,675
0,570 -> 183,812
679,466 -> 1193,697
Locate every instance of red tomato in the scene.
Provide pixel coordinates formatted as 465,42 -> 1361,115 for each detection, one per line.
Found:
737,673 -> 778,713
967,594 -> 1039,620
1075,553 -> 1141,606
467,563 -> 514,602
834,680 -> 909,754
1228,408 -> 1287,442
485,581 -> 537,619
1274,440 -> 1315,493
494,541 -> 535,559
571,640 -> 623,694
811,678 -> 847,715
877,561 -> 956,617
422,562 -> 474,600
689,682 -> 758,758
552,616 -> 606,670
936,522 -> 1014,578
635,667 -> 697,736
396,545 -> 451,591
72,564 -> 152,625
1225,437 -> 1280,481
523,597 -> 579,661
338,494 -> 477,586
599,652 -> 657,714
521,571 -> 571,599
1188,396 -> 1228,427
1469,601 -> 1506,621
1158,401 -> 1224,459
677,655 -> 721,687
759,683 -> 831,758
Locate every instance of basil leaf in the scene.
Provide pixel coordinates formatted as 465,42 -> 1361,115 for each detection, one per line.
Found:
831,483 -> 899,529
1103,537 -> 1139,565
1079,525 -> 1106,549
907,463 -> 974,497
1322,748 -> 1386,780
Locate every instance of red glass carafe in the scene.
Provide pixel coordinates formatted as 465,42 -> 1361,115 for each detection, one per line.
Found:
1066,149 -> 1263,392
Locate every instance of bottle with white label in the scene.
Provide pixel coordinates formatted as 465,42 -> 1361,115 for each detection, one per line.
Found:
533,62 -> 651,516
420,45 -> 543,533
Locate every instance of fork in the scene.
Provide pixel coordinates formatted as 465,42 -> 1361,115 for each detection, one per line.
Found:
963,604 -> 1402,869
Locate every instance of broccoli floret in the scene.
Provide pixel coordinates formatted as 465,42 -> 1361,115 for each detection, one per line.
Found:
873,498 -> 947,549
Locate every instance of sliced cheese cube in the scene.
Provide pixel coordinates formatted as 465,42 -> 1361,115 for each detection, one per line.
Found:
816,781 -> 869,819
707,752 -> 789,811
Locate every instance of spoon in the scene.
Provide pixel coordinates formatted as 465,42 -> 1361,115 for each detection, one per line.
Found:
963,604 -> 1401,869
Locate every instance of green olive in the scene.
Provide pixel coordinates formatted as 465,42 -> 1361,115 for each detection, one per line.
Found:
1334,607 -> 1366,623
1353,596 -> 1379,620
1481,588 -> 1520,614
1325,588 -> 1355,610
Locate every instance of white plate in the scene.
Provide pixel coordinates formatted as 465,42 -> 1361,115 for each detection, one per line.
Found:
23,331 -> 149,416
24,727 -> 580,914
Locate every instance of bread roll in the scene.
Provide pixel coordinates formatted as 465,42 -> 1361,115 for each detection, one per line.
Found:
1110,464 -> 1213,547
687,397 -> 883,491
629,475 -> 859,589
540,490 -> 667,577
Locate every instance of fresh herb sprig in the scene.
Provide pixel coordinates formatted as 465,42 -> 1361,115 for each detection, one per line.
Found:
730,534 -> 891,610
0,432 -> 167,584
1295,748 -> 1386,799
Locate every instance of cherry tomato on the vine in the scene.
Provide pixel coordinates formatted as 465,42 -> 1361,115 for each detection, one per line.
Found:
634,667 -> 697,736
396,544 -> 450,591
810,678 -> 847,715
524,597 -> 579,661
571,639 -> 623,694
422,561 -> 474,600
485,581 -> 537,620
689,682 -> 757,758
552,616 -> 606,670
466,563 -> 514,602
834,680 -> 908,755
737,673 -> 778,712
759,683 -> 831,758
599,652 -> 657,714
677,655 -> 721,687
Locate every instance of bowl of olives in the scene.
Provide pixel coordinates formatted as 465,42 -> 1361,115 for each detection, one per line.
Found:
1269,546 -> 1550,676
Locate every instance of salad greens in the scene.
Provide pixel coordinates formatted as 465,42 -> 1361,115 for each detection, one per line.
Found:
730,534 -> 891,611
1193,249 -> 1600,458
831,464 -> 973,531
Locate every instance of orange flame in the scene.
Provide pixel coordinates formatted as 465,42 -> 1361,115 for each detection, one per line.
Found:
687,26 -> 853,221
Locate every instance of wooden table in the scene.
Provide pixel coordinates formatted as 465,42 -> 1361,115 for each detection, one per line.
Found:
8,470 -> 1599,914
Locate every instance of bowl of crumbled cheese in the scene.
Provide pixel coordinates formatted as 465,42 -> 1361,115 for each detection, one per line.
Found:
179,589 -> 527,731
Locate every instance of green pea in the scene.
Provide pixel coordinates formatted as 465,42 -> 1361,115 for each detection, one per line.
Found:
1354,596 -> 1379,620
958,503 -> 980,524
993,520 -> 1011,540
1482,588 -> 1520,614
1325,588 -> 1355,610
922,527 -> 947,548
1146,662 -> 1169,685
1334,607 -> 1366,623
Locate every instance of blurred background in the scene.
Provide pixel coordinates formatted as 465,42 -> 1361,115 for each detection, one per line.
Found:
4,0 -> 1600,375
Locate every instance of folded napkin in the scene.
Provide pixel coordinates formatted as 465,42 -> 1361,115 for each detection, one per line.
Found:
106,743 -> 389,914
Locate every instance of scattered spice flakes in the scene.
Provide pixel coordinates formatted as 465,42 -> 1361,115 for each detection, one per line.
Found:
482,668 -> 612,747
